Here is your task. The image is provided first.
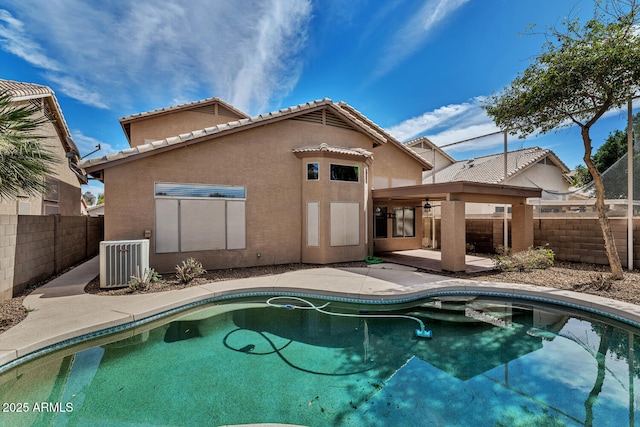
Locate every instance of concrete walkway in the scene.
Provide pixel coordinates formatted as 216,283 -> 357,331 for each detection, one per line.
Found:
2,256 -> 640,367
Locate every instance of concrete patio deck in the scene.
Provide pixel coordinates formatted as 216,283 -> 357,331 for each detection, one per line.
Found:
2,255 -> 640,369
379,249 -> 495,272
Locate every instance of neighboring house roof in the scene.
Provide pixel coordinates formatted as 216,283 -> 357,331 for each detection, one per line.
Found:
86,203 -> 104,216
404,136 -> 456,164
427,147 -> 571,185
82,98 -> 431,173
119,97 -> 251,144
0,79 -> 86,184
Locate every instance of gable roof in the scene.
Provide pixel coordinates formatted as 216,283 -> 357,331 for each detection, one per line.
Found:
119,97 -> 251,144
336,102 -> 432,170
0,79 -> 86,184
404,136 -> 456,164
426,147 -> 571,185
82,98 -> 431,173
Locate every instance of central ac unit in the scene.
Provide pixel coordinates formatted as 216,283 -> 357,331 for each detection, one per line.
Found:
100,240 -> 150,288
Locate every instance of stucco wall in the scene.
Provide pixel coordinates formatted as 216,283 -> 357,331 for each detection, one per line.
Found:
104,118 -> 378,273
128,108 -> 245,147
299,155 -> 369,264
507,163 -> 569,200
372,142 -> 423,189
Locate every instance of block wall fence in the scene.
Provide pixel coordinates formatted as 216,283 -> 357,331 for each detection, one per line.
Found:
425,217 -> 640,268
0,215 -> 104,301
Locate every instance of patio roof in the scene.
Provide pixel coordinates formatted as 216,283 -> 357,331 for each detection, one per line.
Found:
372,181 -> 542,205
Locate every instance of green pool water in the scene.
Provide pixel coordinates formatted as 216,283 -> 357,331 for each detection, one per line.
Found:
1,295 -> 638,426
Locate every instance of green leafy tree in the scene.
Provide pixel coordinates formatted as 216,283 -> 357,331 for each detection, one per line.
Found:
0,91 -> 57,199
484,0 -> 640,280
97,193 -> 104,205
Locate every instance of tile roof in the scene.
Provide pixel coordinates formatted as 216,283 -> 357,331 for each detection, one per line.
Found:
119,96 -> 250,123
0,79 -> 78,153
0,79 -> 53,100
426,147 -> 570,184
82,99 -> 393,171
292,143 -> 373,158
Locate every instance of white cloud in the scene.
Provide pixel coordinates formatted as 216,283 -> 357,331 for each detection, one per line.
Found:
0,9 -> 61,71
372,0 -> 469,79
385,102 -> 475,141
47,75 -> 108,109
0,1 -> 312,113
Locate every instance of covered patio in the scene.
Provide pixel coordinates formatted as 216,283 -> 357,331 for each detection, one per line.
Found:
372,181 -> 542,272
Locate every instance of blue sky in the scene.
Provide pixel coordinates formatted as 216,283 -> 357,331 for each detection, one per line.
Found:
1,0 -> 638,197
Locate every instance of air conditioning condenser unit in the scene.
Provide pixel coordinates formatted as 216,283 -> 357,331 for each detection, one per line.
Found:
99,239 -> 150,288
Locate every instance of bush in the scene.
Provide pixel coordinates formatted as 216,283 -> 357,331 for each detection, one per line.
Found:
494,245 -> 554,272
129,267 -> 162,291
175,257 -> 206,284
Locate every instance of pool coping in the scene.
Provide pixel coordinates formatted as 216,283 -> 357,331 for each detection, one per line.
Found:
2,256 -> 640,372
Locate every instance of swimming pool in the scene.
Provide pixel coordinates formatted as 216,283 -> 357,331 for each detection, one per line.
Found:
1,293 -> 638,426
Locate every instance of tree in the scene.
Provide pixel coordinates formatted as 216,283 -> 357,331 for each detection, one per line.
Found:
97,193 -> 104,205
484,0 -> 640,280
82,191 -> 96,206
572,112 -> 640,187
0,91 -> 57,199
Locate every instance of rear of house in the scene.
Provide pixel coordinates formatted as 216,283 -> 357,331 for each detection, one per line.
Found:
82,98 -> 429,273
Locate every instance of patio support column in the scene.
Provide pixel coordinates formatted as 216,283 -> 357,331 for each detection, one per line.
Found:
511,203 -> 534,253
441,201 -> 466,272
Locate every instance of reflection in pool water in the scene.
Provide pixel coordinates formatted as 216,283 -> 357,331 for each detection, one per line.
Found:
1,295 -> 638,426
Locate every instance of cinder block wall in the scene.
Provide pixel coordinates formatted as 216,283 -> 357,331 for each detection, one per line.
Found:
14,216 -> 55,291
0,215 -> 104,301
465,219 -> 495,253
465,217 -> 635,268
0,216 -> 18,301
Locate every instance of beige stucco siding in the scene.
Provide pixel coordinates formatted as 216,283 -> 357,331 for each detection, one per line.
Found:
506,163 -> 569,198
128,110 -> 244,147
104,119 -> 376,272
371,142 -> 423,189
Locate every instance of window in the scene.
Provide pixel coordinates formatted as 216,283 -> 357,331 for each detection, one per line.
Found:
330,164 -> 359,182
307,163 -> 319,180
392,207 -> 415,238
155,183 -> 245,198
44,177 -> 60,202
374,207 -> 388,238
155,183 -> 246,253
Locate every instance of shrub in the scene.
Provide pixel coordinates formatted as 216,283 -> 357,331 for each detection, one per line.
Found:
129,267 -> 162,291
494,245 -> 554,272
175,257 -> 206,284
